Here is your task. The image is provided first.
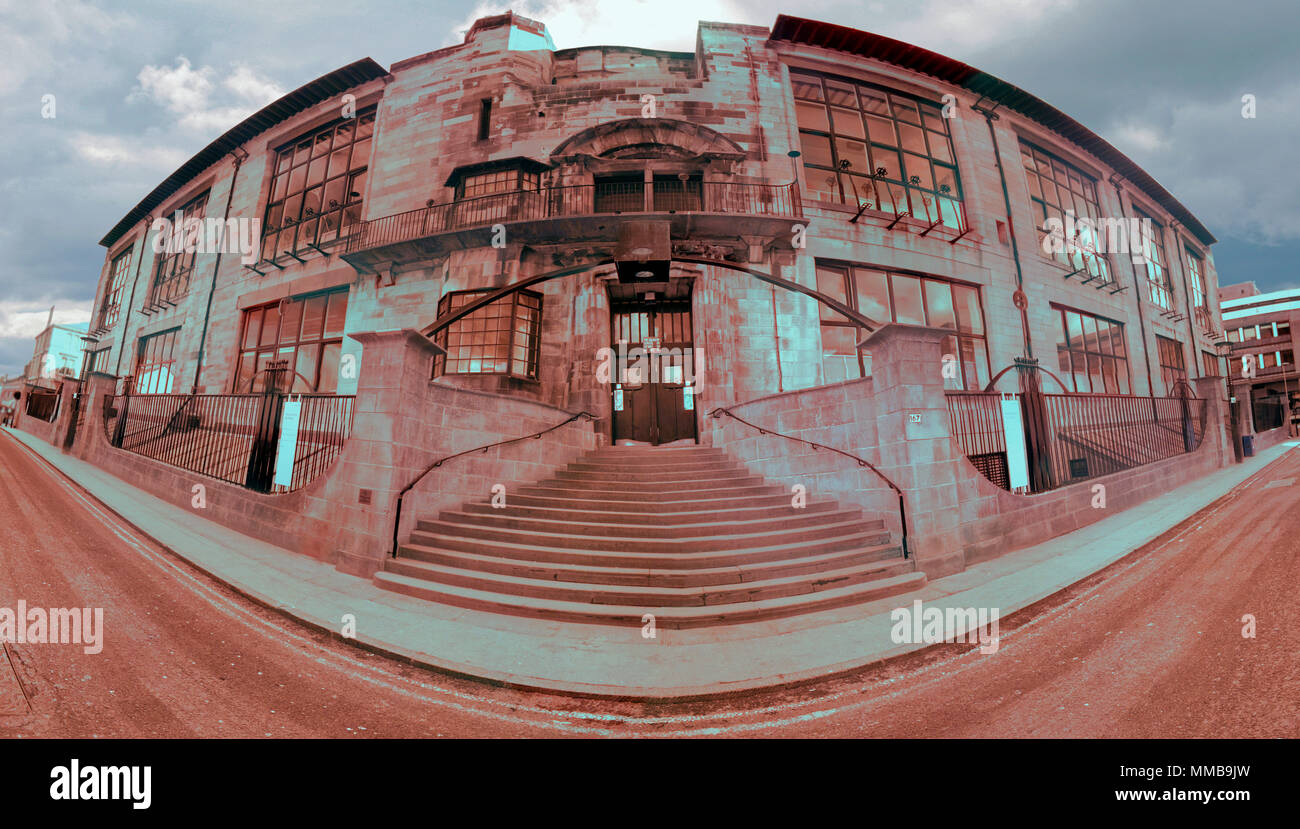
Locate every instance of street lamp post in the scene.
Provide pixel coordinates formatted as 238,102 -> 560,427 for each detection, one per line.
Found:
1215,338 -> 1243,463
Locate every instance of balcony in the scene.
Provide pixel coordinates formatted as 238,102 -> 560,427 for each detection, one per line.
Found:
341,180 -> 802,272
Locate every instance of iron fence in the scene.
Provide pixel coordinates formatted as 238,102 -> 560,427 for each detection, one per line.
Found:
947,389 -> 1207,493
103,390 -> 354,492
346,180 -> 802,254
24,388 -> 61,422
945,392 -> 1011,489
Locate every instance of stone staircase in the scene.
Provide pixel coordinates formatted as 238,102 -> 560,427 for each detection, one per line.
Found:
373,444 -> 925,629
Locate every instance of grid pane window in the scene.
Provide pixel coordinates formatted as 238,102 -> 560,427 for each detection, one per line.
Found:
1021,143 -> 1112,284
234,289 -> 349,393
433,290 -> 542,380
151,192 -> 208,304
1156,334 -> 1187,394
134,328 -> 180,394
792,69 -> 965,231
816,262 -> 988,390
1137,210 -> 1172,310
86,347 -> 111,375
262,109 -> 375,261
99,248 -> 132,329
1186,248 -> 1213,331
1202,350 -> 1221,377
458,169 -> 540,199
1053,305 -> 1130,394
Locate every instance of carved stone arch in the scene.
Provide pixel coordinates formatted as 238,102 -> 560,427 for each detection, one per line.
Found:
549,118 -> 747,164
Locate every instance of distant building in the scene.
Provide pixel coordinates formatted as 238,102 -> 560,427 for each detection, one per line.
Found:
1221,282 -> 1300,434
23,322 -> 89,388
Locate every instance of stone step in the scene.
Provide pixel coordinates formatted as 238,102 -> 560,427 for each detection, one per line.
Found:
425,508 -> 874,540
552,467 -> 750,483
458,498 -> 844,524
373,568 -> 928,629
516,482 -> 785,501
409,516 -> 879,554
383,555 -> 916,608
532,473 -> 767,493
398,529 -> 892,570
480,490 -> 810,513
564,459 -> 740,474
387,543 -> 908,588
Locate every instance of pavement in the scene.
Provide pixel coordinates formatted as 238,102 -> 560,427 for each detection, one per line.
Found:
5,424 -> 1297,700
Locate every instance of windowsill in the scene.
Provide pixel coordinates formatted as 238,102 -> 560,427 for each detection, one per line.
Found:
433,372 -> 542,388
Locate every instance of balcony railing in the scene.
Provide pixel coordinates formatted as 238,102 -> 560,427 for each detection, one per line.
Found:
345,180 -> 802,255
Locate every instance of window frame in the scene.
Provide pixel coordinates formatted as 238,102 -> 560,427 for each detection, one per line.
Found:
432,289 -> 543,381
790,68 -> 966,231
150,191 -> 209,305
261,107 -> 376,262
133,328 -> 181,394
1136,208 -> 1173,310
1020,141 -> 1113,285
1051,304 -> 1131,395
815,261 -> 990,390
1155,334 -> 1187,394
86,346 -> 112,376
99,247 -> 132,329
455,167 -> 541,200
232,287 -> 350,394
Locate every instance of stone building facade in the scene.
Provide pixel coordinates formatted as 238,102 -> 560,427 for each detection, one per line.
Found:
60,13 -> 1233,623
1220,282 -> 1300,435
86,12 -> 1222,434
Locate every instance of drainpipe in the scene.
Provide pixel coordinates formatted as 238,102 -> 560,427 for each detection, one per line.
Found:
973,101 -> 1032,360
112,215 -> 153,384
192,148 -> 247,394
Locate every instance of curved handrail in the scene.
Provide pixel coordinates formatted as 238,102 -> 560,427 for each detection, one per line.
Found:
707,406 -> 910,560
389,410 -> 598,557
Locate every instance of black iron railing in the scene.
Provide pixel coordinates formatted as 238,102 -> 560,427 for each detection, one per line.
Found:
947,389 -> 1207,492
945,392 -> 1011,489
389,411 -> 597,557
346,180 -> 802,255
708,406 -> 910,560
24,388 -> 61,422
103,387 -> 354,492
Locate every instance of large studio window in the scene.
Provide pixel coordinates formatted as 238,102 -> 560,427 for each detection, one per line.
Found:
1136,209 -> 1173,310
1021,142 -> 1113,285
234,288 -> 349,393
1186,247 -> 1212,331
432,290 -> 542,381
99,247 -> 132,329
134,328 -> 181,394
262,108 -> 375,261
1053,306 -> 1131,394
151,191 -> 208,304
791,69 -> 965,231
1156,334 -> 1187,394
815,262 -> 988,389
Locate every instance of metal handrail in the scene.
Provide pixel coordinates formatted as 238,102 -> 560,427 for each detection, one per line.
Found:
389,411 -> 598,557
707,406 -> 910,559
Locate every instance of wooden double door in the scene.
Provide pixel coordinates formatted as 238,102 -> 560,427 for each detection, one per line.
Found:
610,299 -> 698,445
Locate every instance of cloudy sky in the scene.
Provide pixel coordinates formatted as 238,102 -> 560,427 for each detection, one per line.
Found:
1,0 -> 1296,377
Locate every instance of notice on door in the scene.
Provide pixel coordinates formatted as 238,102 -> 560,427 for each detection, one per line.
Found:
273,398 -> 303,488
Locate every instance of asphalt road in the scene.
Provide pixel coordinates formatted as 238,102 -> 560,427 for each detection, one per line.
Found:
2,429 -> 1297,737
